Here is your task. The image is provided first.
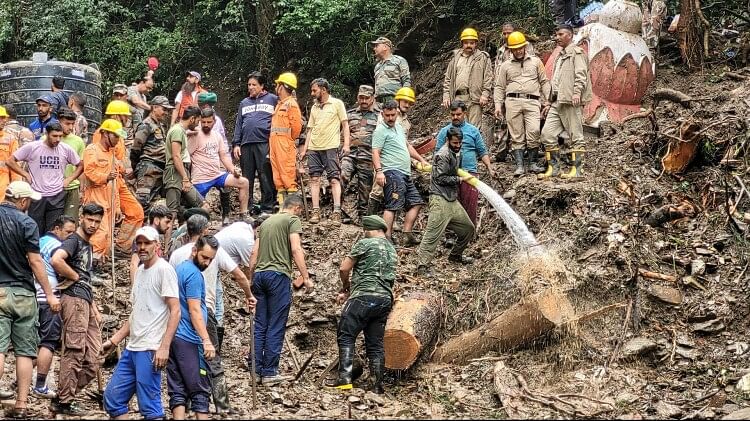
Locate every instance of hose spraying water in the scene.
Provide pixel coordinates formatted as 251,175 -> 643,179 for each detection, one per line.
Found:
413,162 -> 542,254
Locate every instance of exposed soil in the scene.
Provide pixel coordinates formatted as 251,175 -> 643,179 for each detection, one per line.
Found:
2,50 -> 749,420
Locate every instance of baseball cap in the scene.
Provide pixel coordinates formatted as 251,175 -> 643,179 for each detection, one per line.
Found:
5,181 -> 41,201
370,37 -> 393,49
150,96 -> 174,109
358,85 -> 375,97
35,95 -> 53,104
186,71 -> 202,82
134,226 -> 160,242
112,84 -> 128,95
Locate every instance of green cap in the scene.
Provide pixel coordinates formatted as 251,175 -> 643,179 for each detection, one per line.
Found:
362,215 -> 387,231
198,92 -> 217,104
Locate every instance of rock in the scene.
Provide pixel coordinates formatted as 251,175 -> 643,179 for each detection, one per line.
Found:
647,285 -> 683,305
622,337 -> 657,358
722,408 -> 750,420
690,259 -> 706,275
695,247 -> 713,255
655,401 -> 683,418
675,345 -> 699,360
502,189 -> 516,199
356,404 -> 369,410
692,319 -> 725,334
366,392 -> 386,406
737,373 -> 750,394
348,395 -> 361,403
271,391 -> 283,404
727,342 -> 749,355
721,404 -> 740,415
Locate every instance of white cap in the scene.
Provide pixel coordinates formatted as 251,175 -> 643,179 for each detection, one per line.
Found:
5,181 -> 41,201
134,226 -> 159,242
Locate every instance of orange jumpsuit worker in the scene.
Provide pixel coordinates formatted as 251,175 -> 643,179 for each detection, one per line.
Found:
269,72 -> 303,207
0,106 -> 20,202
82,119 -> 144,261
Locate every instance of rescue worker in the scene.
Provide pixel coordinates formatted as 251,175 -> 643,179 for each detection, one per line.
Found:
0,105 -> 20,202
299,78 -> 350,224
342,85 -> 379,217
82,119 -> 144,262
371,37 -> 411,105
131,96 -> 174,209
172,71 -> 207,125
3,105 -> 35,149
232,72 -> 278,215
372,101 -> 429,244
269,72 -> 303,208
367,86 -> 415,215
28,95 -> 59,141
327,215 -> 396,394
417,128 -> 476,277
442,28 -> 493,129
495,23 -> 537,66
435,100 -> 493,226
196,92 -> 233,225
539,24 -> 592,180
493,31 -> 551,176
91,100 -> 136,174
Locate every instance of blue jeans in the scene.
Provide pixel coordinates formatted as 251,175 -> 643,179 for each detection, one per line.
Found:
103,349 -> 163,419
250,271 -> 291,376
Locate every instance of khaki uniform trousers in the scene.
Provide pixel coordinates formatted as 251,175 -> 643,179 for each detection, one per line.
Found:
505,97 -> 541,151
540,102 -> 585,151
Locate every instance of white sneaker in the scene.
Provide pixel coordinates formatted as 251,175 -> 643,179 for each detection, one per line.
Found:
32,385 -> 57,399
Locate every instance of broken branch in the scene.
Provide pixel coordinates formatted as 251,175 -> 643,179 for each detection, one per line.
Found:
653,88 -> 693,107
638,269 -> 678,282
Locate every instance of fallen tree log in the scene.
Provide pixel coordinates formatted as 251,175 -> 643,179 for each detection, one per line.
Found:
653,88 -> 693,107
432,289 -> 574,364
384,292 -> 441,370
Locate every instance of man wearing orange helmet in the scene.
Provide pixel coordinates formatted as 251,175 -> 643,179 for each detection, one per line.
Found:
494,31 -> 551,176
442,28 -> 493,129
0,106 -> 20,203
82,119 -> 144,262
269,72 -> 303,208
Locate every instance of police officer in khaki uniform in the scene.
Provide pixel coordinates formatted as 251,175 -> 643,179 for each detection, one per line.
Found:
494,32 -> 551,176
539,24 -> 592,180
131,96 -> 174,208
342,85 -> 380,216
442,28 -> 493,129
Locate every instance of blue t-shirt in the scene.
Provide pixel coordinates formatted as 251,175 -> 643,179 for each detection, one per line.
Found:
435,121 -> 487,173
37,233 -> 61,302
175,260 -> 207,345
28,116 -> 59,141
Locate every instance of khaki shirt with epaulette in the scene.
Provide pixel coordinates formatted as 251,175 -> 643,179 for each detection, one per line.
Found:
347,106 -> 380,160
133,116 -> 168,164
550,44 -> 593,105
494,54 -> 551,107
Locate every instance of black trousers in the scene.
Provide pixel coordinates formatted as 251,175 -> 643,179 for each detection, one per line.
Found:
337,295 -> 392,361
206,310 -> 223,377
28,190 -> 66,234
240,143 -> 276,213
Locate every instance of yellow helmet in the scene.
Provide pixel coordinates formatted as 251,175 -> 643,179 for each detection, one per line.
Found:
0,106 -> 8,118
507,31 -> 528,49
99,119 -> 127,138
105,100 -> 132,116
460,28 -> 479,41
275,72 -> 298,90
394,87 -> 416,103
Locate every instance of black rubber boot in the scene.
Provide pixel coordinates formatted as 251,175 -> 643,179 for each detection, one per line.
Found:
370,358 -> 385,395
212,374 -> 237,414
326,346 -> 354,390
220,189 -> 231,226
527,148 -> 546,174
512,149 -> 525,176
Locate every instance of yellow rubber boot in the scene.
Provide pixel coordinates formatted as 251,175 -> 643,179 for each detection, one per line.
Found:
537,149 -> 560,180
276,189 -> 286,211
560,151 -> 585,179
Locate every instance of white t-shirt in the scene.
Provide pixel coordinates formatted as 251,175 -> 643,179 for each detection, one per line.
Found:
214,222 -> 255,266
128,259 -> 179,351
169,242 -> 237,312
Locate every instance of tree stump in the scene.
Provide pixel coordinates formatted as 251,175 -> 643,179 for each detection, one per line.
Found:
432,288 -> 574,364
383,292 -> 441,370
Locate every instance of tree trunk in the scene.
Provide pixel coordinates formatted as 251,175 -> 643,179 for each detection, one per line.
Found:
383,292 -> 441,370
255,0 -> 275,71
677,0 -> 705,68
432,289 -> 574,364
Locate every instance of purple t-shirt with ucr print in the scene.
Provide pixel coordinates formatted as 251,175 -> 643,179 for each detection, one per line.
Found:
13,141 -> 80,197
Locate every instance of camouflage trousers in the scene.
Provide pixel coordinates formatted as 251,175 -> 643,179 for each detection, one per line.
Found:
340,155 -> 374,212
134,160 -> 164,209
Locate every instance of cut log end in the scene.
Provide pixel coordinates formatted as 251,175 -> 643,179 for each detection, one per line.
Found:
384,330 -> 422,370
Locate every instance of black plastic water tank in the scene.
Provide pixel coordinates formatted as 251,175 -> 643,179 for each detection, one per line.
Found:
0,52 -> 102,135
